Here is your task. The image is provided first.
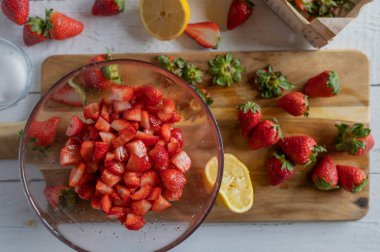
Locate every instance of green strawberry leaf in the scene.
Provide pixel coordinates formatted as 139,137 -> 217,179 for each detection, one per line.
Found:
237,101 -> 261,113
314,177 -> 339,191
208,53 -> 245,87
352,178 -> 368,194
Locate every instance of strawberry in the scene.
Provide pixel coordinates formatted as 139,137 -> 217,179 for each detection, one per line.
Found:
140,110 -> 150,129
336,165 -> 368,193
101,169 -> 121,187
123,172 -> 141,189
110,86 -> 134,102
91,197 -> 102,210
170,151 -> 191,173
167,140 -> 180,158
126,154 -> 152,173
100,105 -> 111,122
171,128 -> 184,148
84,103 -> 100,121
277,91 -> 309,117
123,107 -> 142,121
114,145 -> 129,162
135,131 -> 159,147
95,117 -> 111,132
77,183 -> 95,200
28,117 -> 61,147
163,189 -> 183,201
51,84 -> 85,107
237,101 -> 261,138
160,169 -> 187,192
77,68 -> 110,90
304,71 -> 341,97
126,140 -> 147,158
149,144 -> 169,169
248,119 -> 282,150
147,187 -> 162,201
44,186 -> 76,209
93,142 -> 110,162
107,161 -> 125,175
125,213 -> 146,230
115,185 -> 131,201
112,128 -> 136,148
111,119 -> 134,132
85,161 -> 100,173
136,85 -> 162,106
294,0 -> 311,11
99,132 -> 116,144
130,185 -> 153,201
65,137 -> 81,147
69,163 -> 86,187
227,0 -> 254,30
151,195 -> 172,212
162,98 -> 176,114
1,0 -> 29,25
168,111 -> 182,124
140,171 -> 160,187
131,199 -> 152,215
80,141 -> 95,161
185,22 -> 221,49
79,124 -> 100,141
335,123 -> 374,156
279,135 -> 326,165
65,115 -> 84,137
312,156 -> 339,190
160,123 -> 172,142
45,9 -> 84,40
92,0 -> 125,16
113,101 -> 132,113
96,180 -> 113,194
23,17 -> 47,46
101,194 -> 112,213
267,152 -> 295,186
60,145 -> 81,166
107,206 -> 127,218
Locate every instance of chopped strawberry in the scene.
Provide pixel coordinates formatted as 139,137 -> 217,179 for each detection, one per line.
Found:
125,213 -> 146,230
95,116 -> 111,132
140,110 -> 150,129
77,68 -> 110,90
160,123 -> 172,142
93,142 -> 109,162
115,185 -> 131,201
171,128 -> 184,148
79,124 -> 100,141
168,111 -> 181,124
136,85 -> 163,106
109,113 -> 120,122
127,140 -> 147,158
130,185 -> 153,201
84,103 -> 100,121
91,197 -> 102,210
77,183 -> 95,200
158,110 -> 174,122
140,171 -> 160,187
96,180 -> 113,195
170,151 -> 191,173
149,144 -> 169,169
160,168 -> 187,192
110,119 -> 135,133
108,161 -> 125,175
145,105 -> 159,116
60,145 -> 81,166
51,84 -> 84,107
65,115 -> 84,137
151,195 -> 171,212
143,128 -> 154,135
85,161 -> 100,173
123,107 -> 142,121
112,127 -> 137,148
105,152 -> 115,161
101,169 -> 121,187
65,137 -> 80,147
163,189 -> 183,201
75,172 -> 96,189
157,140 -> 166,146
131,121 -> 139,131
107,206 -> 127,219
101,194 -> 112,213
167,141 -> 180,158
69,163 -> 86,187
131,199 -> 152,215
99,132 -> 116,144
113,198 -> 130,207
110,85 -> 134,102
110,191 -> 121,200
28,117 -> 61,147
126,154 -> 152,173
147,187 -> 161,201
114,145 -> 129,161
100,104 -> 111,122
113,101 -> 132,113
123,172 -> 141,189
80,141 -> 95,161
135,131 -> 159,146
162,98 -> 176,114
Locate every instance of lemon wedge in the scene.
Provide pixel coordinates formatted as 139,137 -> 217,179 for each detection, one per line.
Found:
205,153 -> 254,213
140,0 -> 190,41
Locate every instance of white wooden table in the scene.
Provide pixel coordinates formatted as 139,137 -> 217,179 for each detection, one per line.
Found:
0,0 -> 379,251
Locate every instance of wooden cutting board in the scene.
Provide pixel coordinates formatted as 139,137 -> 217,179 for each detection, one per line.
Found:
0,50 -> 370,222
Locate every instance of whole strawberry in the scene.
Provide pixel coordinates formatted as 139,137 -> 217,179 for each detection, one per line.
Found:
267,152 -> 295,186
335,123 -> 374,156
277,91 -> 309,117
336,165 -> 367,193
237,101 -> 261,138
304,71 -> 341,97
45,9 -> 84,40
1,0 -> 29,25
312,156 -> 339,190
279,135 -> 326,165
248,119 -> 282,150
227,0 -> 255,30
23,17 -> 47,47
92,0 -> 125,16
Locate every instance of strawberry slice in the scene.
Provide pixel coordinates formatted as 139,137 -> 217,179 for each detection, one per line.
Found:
171,128 -> 184,148
123,172 -> 141,189
112,127 -> 136,148
125,213 -> 146,230
130,185 -> 153,201
111,119 -> 134,132
84,103 -> 100,121
113,198 -> 130,207
85,160 -> 100,173
105,152 -> 115,161
162,98 -> 176,114
167,140 -> 180,158
158,110 -> 174,122
80,141 -> 95,161
113,101 -> 132,113
95,116 -> 111,132
91,197 -> 102,210
107,206 -> 127,219
28,117 -> 61,147
140,110 -> 150,129
136,85 -> 163,106
171,151 -> 191,173
60,145 -> 81,166
163,189 -> 183,201
123,107 -> 142,121
51,84 -> 84,107
149,144 -> 169,169
168,111 -> 181,124
126,154 -> 152,173
110,85 -> 134,102
140,171 -> 160,187
114,145 -> 128,161
79,123 -> 100,141
135,131 -> 159,146
93,142 -> 109,162
131,199 -> 152,215
101,194 -> 112,213
185,21 -> 221,49
146,187 -> 161,201
101,169 -> 121,187
127,140 -> 147,158
96,180 -> 113,195
65,115 -> 84,137
160,123 -> 172,142
99,132 -> 116,144
115,185 -> 131,201
100,104 -> 111,122
69,163 -> 86,187
65,137 -> 80,147
151,195 -> 171,212
77,183 -> 95,200
160,168 -> 187,192
108,161 -> 125,175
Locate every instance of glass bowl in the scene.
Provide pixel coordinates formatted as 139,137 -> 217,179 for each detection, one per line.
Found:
0,38 -> 32,110
19,59 -> 224,252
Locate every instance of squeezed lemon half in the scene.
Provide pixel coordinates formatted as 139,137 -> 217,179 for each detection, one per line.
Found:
205,153 -> 254,213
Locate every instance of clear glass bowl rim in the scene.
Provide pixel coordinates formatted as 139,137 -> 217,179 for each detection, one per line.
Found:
19,58 -> 224,252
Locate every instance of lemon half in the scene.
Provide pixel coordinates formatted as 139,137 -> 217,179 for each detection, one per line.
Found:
140,0 -> 190,41
205,153 -> 254,213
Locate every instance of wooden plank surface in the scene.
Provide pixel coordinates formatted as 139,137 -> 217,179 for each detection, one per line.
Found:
36,50 -> 370,222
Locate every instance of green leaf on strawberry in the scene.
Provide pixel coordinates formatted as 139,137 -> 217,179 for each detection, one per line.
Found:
68,79 -> 87,106
273,152 -> 294,172
209,53 -> 245,87
194,86 -> 213,106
